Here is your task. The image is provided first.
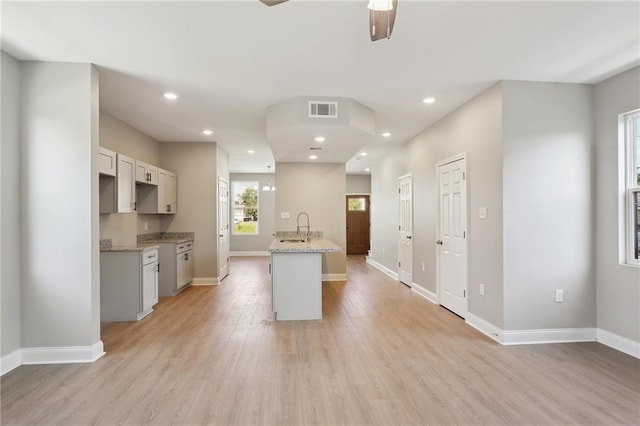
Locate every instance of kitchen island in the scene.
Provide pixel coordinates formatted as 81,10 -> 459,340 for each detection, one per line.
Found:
268,233 -> 342,321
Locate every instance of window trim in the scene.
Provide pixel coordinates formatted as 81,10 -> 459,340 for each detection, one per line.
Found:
231,180 -> 260,236
622,110 -> 640,266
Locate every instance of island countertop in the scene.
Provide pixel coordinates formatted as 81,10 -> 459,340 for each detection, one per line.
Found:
268,237 -> 342,253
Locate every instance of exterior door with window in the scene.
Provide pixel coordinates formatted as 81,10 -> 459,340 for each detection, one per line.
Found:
398,175 -> 412,286
346,195 -> 370,254
437,156 -> 467,318
218,178 -> 230,281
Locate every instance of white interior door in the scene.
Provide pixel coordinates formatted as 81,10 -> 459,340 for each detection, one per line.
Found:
398,175 -> 413,286
437,156 -> 467,317
218,178 -> 230,281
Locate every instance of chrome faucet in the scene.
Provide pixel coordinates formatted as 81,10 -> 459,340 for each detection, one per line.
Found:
296,212 -> 311,240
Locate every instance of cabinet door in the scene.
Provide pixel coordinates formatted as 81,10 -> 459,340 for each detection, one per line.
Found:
147,165 -> 158,186
176,252 -> 186,288
117,154 -> 136,213
184,250 -> 194,284
142,261 -> 158,313
166,172 -> 177,214
157,169 -> 168,213
135,161 -> 149,184
98,147 -> 117,176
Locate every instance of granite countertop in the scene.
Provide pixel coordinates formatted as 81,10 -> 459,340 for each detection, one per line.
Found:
100,243 -> 159,253
268,236 -> 342,253
137,232 -> 194,245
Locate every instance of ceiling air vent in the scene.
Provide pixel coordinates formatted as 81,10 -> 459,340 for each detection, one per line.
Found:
308,101 -> 338,118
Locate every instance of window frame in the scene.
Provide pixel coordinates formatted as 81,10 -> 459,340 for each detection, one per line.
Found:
231,180 -> 260,236
623,110 -> 640,266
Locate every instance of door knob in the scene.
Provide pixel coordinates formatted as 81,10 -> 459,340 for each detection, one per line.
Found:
436,240 -> 443,245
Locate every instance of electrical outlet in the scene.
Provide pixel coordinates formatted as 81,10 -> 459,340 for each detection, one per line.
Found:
479,283 -> 485,296
280,212 -> 290,219
555,289 -> 564,303
422,262 -> 425,271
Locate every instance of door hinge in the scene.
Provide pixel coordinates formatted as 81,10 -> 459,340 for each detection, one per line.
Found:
398,188 -> 401,194
463,172 -> 466,180
398,262 -> 401,267
399,225 -> 401,231
464,231 -> 466,238
464,290 -> 466,298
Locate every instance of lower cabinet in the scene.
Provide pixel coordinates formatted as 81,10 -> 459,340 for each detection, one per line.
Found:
101,248 -> 159,321
158,241 -> 194,296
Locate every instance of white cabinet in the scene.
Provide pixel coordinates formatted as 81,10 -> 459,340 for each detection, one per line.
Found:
98,147 -> 117,177
135,160 -> 158,185
271,252 -> 322,320
117,154 -> 136,213
100,248 -> 159,321
138,168 -> 176,214
158,241 -> 194,296
99,152 -> 136,214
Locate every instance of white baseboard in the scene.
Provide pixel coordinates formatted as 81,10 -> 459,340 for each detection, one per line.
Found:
411,282 -> 438,304
597,329 -> 640,359
191,277 -> 219,286
322,273 -> 348,281
1,349 -> 22,376
502,327 -> 597,345
230,251 -> 269,257
21,340 -> 105,366
465,312 -> 503,343
366,257 -> 399,280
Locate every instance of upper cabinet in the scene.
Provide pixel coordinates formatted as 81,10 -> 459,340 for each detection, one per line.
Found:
137,168 -> 177,215
97,147 -> 117,177
135,160 -> 158,186
98,147 -> 176,215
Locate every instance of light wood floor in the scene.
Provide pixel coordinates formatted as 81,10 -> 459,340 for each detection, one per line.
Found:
2,256 -> 639,425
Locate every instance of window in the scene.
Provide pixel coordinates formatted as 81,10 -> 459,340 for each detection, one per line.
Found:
348,197 -> 367,211
232,181 -> 259,235
623,110 -> 640,265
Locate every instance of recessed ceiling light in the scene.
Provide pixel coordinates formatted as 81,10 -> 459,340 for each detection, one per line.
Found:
309,155 -> 318,160
247,150 -> 255,154
163,92 -> 179,100
360,152 -> 368,156
365,168 -> 371,172
202,129 -> 214,135
314,136 -> 325,143
423,97 -> 436,104
381,132 -> 391,138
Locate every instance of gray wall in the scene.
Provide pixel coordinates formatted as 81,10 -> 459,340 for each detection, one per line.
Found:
371,83 -> 504,327
502,81 -> 595,330
160,142 -> 220,279
275,163 -> 347,275
20,61 -> 100,347
229,173 -> 277,253
1,52 -> 22,358
99,111 -> 162,246
594,67 -> 640,342
346,174 -> 371,194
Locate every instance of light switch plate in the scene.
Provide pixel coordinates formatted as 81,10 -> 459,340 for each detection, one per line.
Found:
281,212 -> 290,219
479,207 -> 488,219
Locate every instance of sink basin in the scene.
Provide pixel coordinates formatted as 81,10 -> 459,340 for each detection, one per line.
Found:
280,238 -> 307,243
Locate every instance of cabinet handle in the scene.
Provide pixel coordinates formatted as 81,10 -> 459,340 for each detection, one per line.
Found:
133,202 -> 137,211
166,204 -> 171,212
184,253 -> 188,261
157,264 -> 160,272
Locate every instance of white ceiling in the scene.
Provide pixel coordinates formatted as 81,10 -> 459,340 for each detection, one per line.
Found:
2,1 -> 639,173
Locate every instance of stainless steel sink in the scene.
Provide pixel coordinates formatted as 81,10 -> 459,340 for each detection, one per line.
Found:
280,238 -> 307,243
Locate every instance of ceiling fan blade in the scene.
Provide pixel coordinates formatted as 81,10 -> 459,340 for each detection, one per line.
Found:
369,0 -> 398,41
259,0 -> 289,6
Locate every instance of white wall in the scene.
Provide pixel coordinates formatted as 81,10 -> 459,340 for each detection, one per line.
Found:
275,163 -> 347,275
371,84 -> 504,327
594,66 -> 640,342
229,173 -> 276,252
502,81 -> 595,330
1,52 -> 22,359
160,142 -> 220,279
346,174 -> 371,194
20,61 -> 101,348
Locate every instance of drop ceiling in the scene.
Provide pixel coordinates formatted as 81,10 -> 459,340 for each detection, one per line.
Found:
2,1 -> 638,173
